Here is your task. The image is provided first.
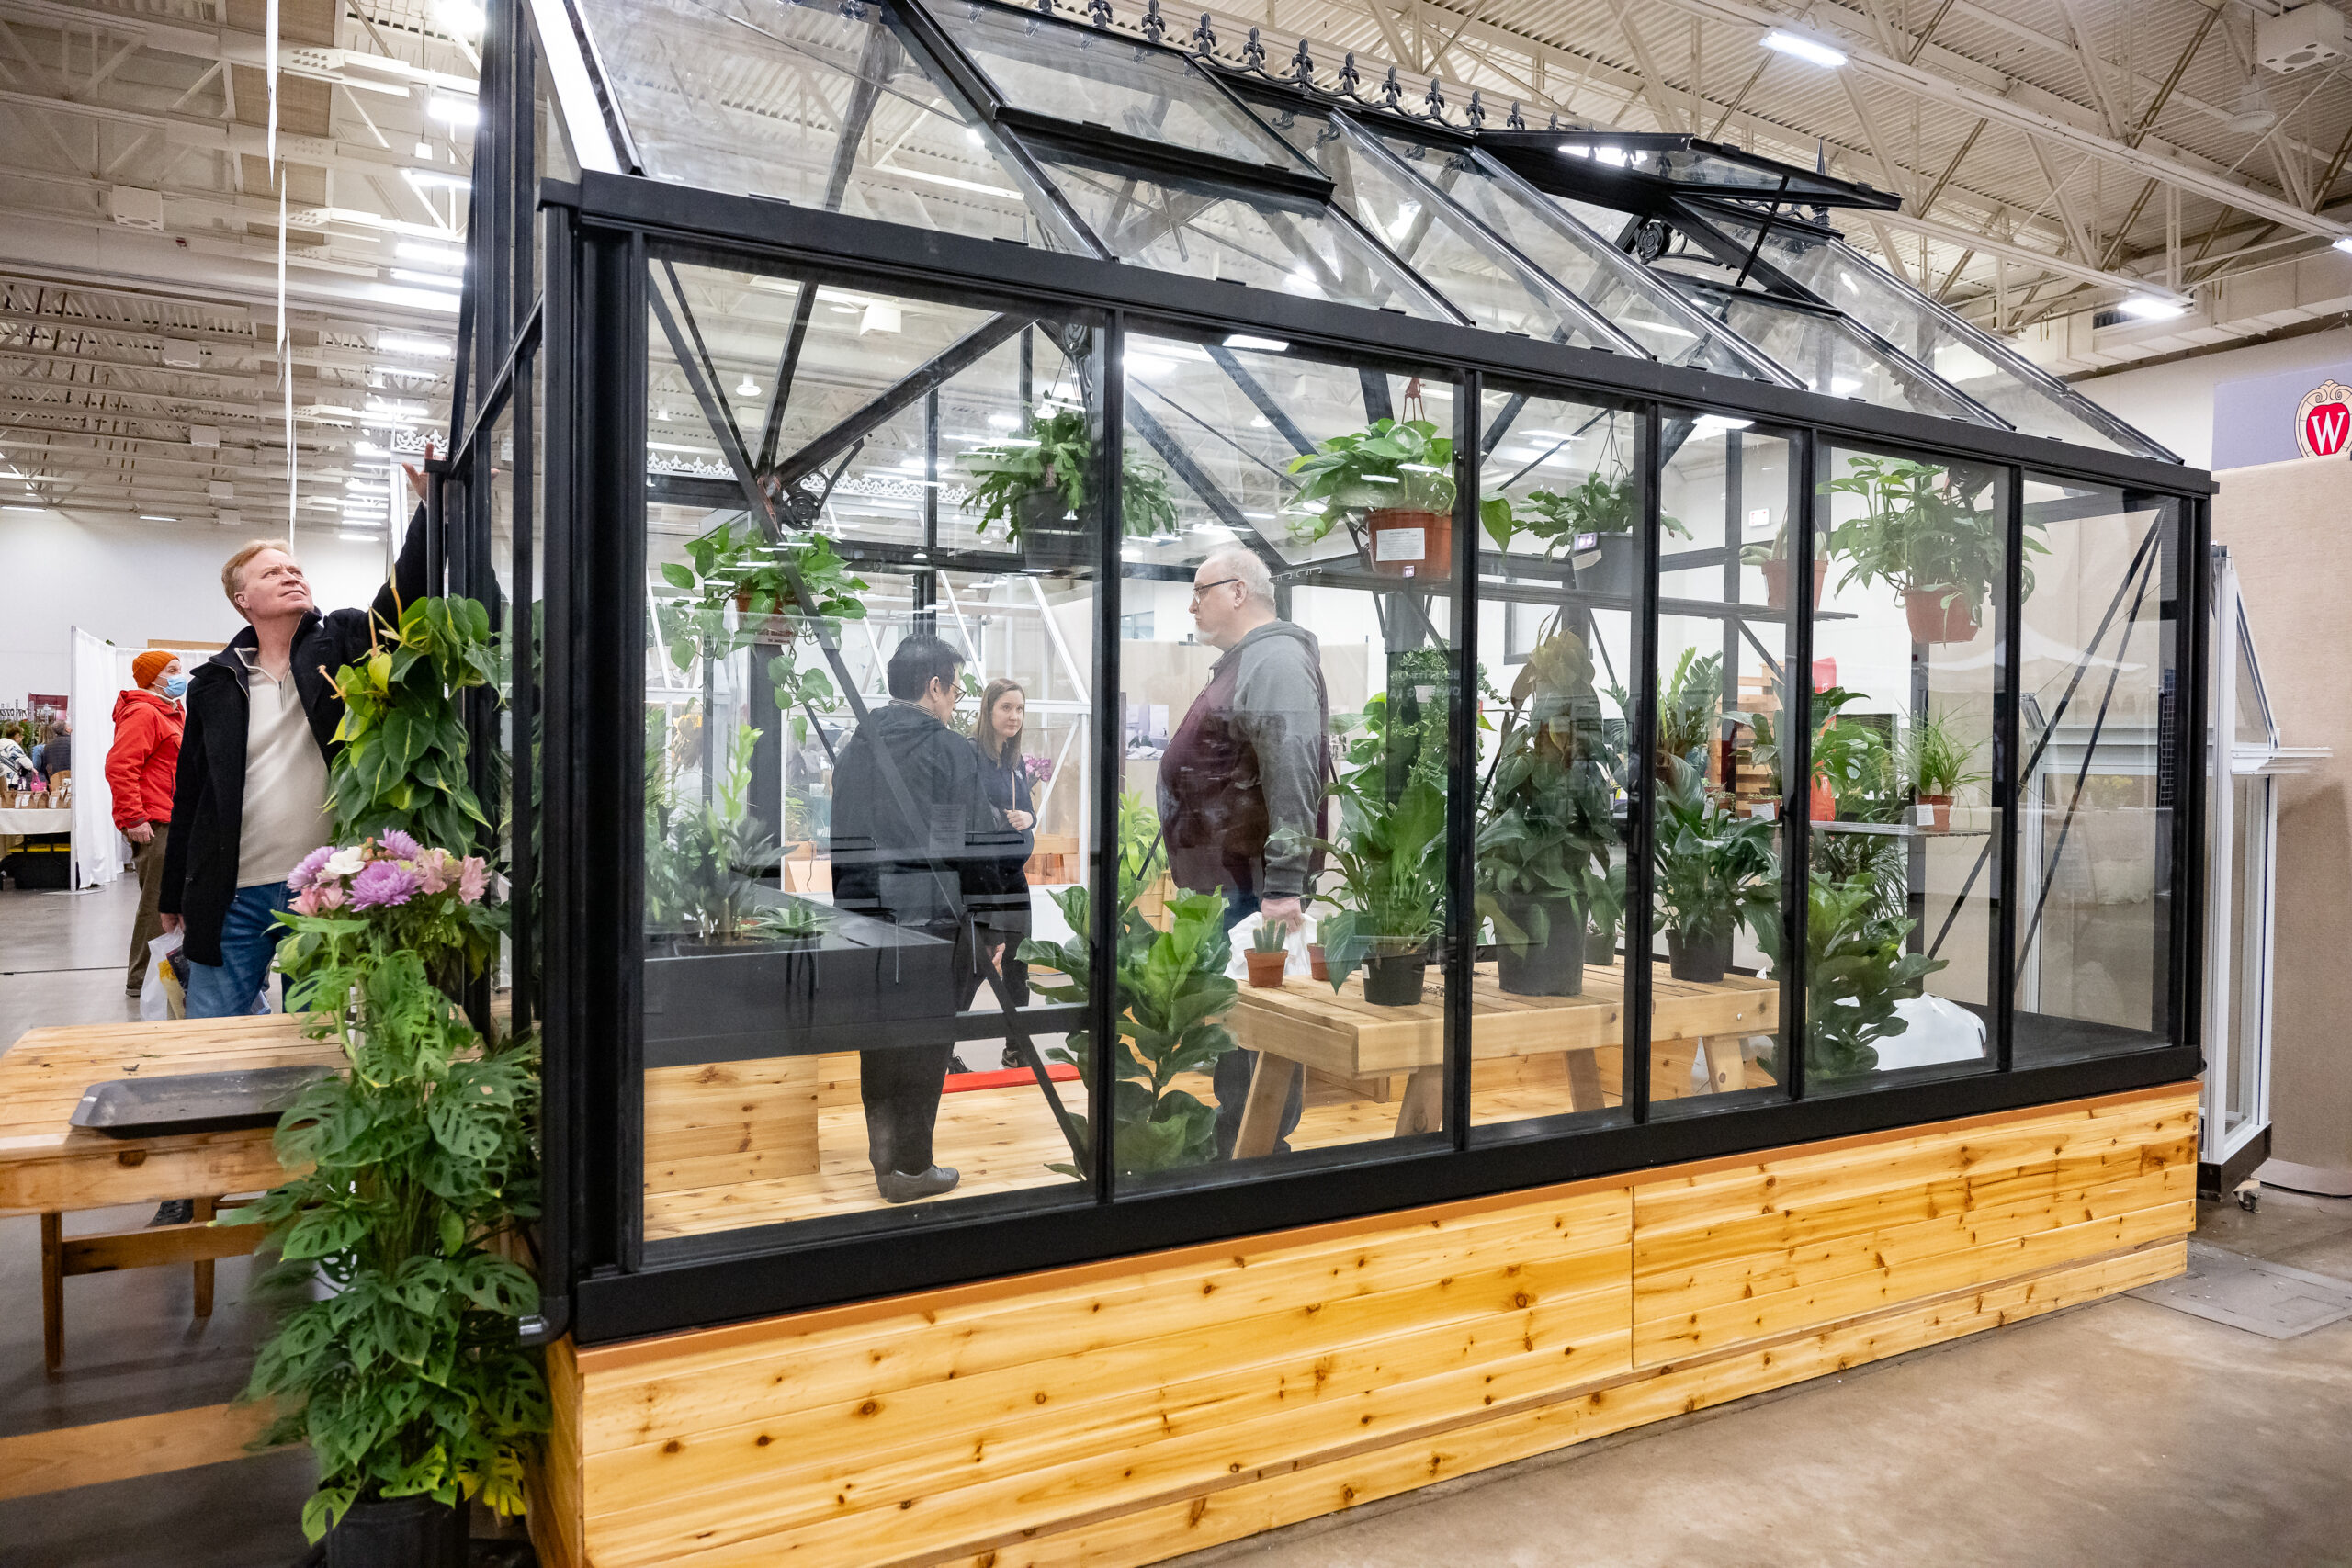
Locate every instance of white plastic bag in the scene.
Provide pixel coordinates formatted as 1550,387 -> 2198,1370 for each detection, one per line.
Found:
139,931 -> 185,1022
1228,911 -> 1314,978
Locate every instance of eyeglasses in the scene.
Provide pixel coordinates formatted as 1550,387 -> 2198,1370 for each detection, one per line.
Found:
1188,577 -> 1240,604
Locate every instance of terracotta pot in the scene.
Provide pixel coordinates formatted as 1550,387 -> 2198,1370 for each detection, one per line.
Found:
1810,774 -> 1838,822
1917,794 -> 1952,832
1759,556 -> 1827,613
1365,508 -> 1452,580
1903,587 -> 1980,645
1306,942 -> 1328,983
1244,950 -> 1288,988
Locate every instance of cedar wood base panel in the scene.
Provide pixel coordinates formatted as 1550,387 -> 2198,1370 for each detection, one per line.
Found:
528,1084 -> 2197,1568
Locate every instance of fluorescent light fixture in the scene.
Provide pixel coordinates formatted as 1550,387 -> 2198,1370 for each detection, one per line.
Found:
339,532 -> 383,541
1250,415 -> 1271,429
2118,294 -> 2188,320
1396,462 -> 1444,474
1691,413 -> 1754,434
1520,429 -> 1570,440
368,397 -> 426,413
964,127 -> 983,145
345,480 -> 390,494
354,440 -> 390,455
427,99 -> 479,129
986,412 -> 1018,429
1829,376 -> 1863,396
312,404 -> 363,418
140,513 -> 176,522
2335,236 -> 2352,254
1762,29 -> 1847,68
435,0 -> 487,37
378,335 -> 450,357
396,241 -> 465,268
648,442 -> 716,455
401,167 -> 470,190
390,268 -> 464,289
1223,333 -> 1290,352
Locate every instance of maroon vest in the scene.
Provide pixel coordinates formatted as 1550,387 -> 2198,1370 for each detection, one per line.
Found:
1159,649 -> 1329,898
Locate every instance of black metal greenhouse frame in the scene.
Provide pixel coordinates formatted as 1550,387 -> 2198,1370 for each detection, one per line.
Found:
430,0 -> 2213,1346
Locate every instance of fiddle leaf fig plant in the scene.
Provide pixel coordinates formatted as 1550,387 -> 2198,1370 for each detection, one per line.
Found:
1759,877 -> 1946,1081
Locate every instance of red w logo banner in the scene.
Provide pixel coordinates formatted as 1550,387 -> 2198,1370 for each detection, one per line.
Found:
2296,381 -> 2352,457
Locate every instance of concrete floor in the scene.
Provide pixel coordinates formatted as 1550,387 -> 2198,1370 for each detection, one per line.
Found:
6,879 -> 2352,1566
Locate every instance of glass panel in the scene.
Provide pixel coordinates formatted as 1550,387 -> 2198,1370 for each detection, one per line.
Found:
2224,774 -> 2267,1136
2015,478 -> 2180,1063
576,0 -> 1058,243
481,400 -> 518,1020
1805,447 -> 2005,1095
1374,139 -> 1763,377
1114,332 -> 1460,1188
1647,412 -> 1794,1116
1472,386 -> 1641,1134
934,2 -> 1309,174
1689,289 -> 1993,423
1035,148 -> 1450,316
2233,618 -> 2271,746
1538,133 -> 1877,205
640,256 -> 1104,1245
1261,108 -> 1599,344
1717,222 -> 2161,457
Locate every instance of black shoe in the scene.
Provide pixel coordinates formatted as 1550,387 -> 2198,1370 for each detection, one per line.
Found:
947,1054 -> 973,1076
876,1165 -> 960,1204
1001,1045 -> 1023,1071
148,1200 -> 195,1227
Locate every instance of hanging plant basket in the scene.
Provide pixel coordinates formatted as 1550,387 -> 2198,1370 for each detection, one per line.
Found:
1760,557 -> 1826,614
1904,587 -> 1981,645
1014,489 -> 1088,572
1364,508 -> 1452,580
1576,533 -> 1638,599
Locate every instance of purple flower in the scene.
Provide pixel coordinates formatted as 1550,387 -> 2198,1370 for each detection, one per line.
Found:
288,844 -> 335,892
348,859 -> 423,910
375,829 -> 424,863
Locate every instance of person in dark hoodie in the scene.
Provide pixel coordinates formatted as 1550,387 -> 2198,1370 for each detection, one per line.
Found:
107,650 -> 186,995
830,633 -> 1021,1203
160,512 -> 428,1022
1159,547 -> 1330,1159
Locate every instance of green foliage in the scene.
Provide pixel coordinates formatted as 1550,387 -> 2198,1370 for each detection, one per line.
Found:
1654,648 -> 1725,777
956,408 -> 1180,541
1023,795 -> 1239,1178
745,899 -> 826,942
654,520 -> 868,743
327,596 -> 496,854
1653,755 -> 1779,946
1287,418 -> 1506,545
238,878 -> 539,1542
1491,468 -> 1689,554
1476,626 -> 1616,954
1900,708 -> 1986,799
1250,918 -> 1290,954
1758,878 -> 1946,1081
644,720 -> 776,944
1312,773 -> 1448,987
1823,455 -> 2040,622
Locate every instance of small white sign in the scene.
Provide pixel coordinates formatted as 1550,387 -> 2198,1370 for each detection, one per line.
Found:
1374,525 -> 1426,563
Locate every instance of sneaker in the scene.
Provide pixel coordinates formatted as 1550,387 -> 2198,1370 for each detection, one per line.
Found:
875,1165 -> 960,1204
947,1053 -> 973,1076
147,1200 -> 195,1227
1001,1045 -> 1023,1071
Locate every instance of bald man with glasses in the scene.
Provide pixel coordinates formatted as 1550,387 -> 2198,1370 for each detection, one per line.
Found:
1160,547 -> 1330,1158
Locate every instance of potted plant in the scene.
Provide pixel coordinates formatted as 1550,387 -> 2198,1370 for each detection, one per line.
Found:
1900,710 -> 1985,832
1503,469 -> 1689,599
1738,520 -> 1827,612
1653,755 -> 1779,983
957,407 -> 1180,570
238,834 -> 540,1561
1758,877 -> 1947,1082
1581,859 -> 1627,965
655,520 -> 869,742
1023,794 -> 1240,1177
1244,920 -> 1290,987
1312,773 -> 1448,1005
1476,626 -> 1616,997
1823,455 -> 2040,645
1287,417 -> 1510,581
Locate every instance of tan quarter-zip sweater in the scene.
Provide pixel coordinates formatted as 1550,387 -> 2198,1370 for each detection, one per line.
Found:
234,649 -> 335,887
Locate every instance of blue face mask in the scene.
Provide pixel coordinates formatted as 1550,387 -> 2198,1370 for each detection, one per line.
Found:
163,673 -> 189,699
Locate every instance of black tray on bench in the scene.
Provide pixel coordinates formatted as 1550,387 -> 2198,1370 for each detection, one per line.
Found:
69,1065 -> 336,1139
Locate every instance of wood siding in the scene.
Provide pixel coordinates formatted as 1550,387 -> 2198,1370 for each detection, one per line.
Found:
536,1085 -> 2195,1568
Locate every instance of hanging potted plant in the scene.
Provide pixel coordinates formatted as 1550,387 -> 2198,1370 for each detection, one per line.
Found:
1823,456 -> 2037,645
956,407 -> 1179,570
1653,755 -> 1779,983
1504,468 -> 1690,599
654,519 -> 868,744
1739,519 -> 1828,612
1287,415 -> 1508,581
1900,710 -> 1986,832
1312,773 -> 1448,1005
1476,626 -> 1616,997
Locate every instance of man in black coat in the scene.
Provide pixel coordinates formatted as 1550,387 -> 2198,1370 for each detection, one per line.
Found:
830,633 -> 1021,1203
160,511 -> 429,1018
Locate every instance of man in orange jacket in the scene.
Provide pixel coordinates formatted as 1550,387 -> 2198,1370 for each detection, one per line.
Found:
107,650 -> 186,995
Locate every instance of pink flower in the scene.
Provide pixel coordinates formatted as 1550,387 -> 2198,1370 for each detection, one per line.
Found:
349,859 -> 423,910
415,848 -> 456,896
375,829 -> 424,863
288,844 -> 335,892
457,856 -> 489,905
291,885 -> 323,916
311,882 -> 347,911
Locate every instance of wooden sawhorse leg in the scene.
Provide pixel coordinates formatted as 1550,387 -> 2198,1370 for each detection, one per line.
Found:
1393,1067 -> 1443,1138
40,1199 -> 255,1372
1232,1054 -> 1300,1159
1564,1049 -> 1606,1112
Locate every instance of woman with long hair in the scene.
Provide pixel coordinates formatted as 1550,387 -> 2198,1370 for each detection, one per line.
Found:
967,679 -> 1036,1061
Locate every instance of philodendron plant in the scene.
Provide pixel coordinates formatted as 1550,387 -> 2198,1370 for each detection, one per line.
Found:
1285,417 -> 1511,545
1311,773 -> 1449,987
1653,754 -> 1779,951
957,407 -> 1181,543
1476,625 -> 1616,954
654,518 -> 868,740
1823,454 -> 2041,626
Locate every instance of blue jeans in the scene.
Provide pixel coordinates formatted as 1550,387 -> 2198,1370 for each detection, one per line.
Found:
184,882 -> 295,1018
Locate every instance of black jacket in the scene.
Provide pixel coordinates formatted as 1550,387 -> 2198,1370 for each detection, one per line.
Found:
831,702 -> 1023,931
159,513 -> 430,966
970,739 -> 1035,887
